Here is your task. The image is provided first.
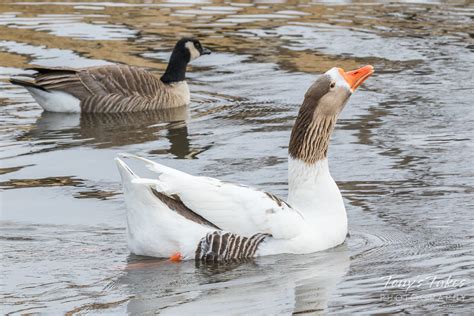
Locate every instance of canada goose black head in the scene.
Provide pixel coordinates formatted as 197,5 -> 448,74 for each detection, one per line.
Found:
161,38 -> 211,84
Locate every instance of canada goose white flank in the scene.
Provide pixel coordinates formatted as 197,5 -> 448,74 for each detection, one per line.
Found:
9,38 -> 211,113
115,65 -> 374,262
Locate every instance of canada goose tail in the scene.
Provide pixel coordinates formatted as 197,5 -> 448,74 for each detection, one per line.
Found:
26,66 -> 78,77
10,77 -> 81,113
9,78 -> 47,91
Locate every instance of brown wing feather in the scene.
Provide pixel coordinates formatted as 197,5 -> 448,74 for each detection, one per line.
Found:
150,188 -> 221,230
78,65 -> 163,97
81,94 -> 158,112
31,65 -> 163,100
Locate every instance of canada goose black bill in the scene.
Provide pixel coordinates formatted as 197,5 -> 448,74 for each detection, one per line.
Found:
9,38 -> 211,113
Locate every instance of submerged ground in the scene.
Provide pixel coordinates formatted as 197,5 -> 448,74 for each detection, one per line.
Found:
0,0 -> 473,314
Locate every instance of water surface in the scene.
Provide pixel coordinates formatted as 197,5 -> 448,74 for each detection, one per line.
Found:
0,0 -> 473,314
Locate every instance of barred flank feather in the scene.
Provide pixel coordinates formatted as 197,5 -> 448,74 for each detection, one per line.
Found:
196,231 -> 269,262
16,65 -> 190,112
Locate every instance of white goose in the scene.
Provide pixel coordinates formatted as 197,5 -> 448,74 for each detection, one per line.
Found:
116,65 -> 374,262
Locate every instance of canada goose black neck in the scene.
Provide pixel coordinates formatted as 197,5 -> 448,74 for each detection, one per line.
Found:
160,42 -> 190,84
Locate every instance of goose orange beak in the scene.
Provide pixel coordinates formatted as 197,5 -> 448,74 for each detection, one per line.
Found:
339,65 -> 374,92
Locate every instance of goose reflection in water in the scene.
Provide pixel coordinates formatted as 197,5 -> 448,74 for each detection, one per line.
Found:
116,247 -> 350,315
21,106 -> 201,159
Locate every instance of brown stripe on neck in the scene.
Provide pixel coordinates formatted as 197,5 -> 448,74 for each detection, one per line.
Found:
289,114 -> 336,164
288,74 -> 342,164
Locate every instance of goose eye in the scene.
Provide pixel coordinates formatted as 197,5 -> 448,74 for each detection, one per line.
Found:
330,82 -> 336,89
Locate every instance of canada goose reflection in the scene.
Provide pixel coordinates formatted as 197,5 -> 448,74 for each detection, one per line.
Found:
148,120 -> 191,159
117,247 -> 350,314
24,106 -> 192,157
79,107 -> 189,149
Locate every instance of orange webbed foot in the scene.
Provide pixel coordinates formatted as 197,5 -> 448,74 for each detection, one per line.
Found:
169,252 -> 182,262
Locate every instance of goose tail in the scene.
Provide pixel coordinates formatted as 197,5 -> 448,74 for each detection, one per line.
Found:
115,155 -> 214,259
118,152 -> 185,177
115,157 -> 138,183
10,78 -> 47,91
9,77 -> 81,113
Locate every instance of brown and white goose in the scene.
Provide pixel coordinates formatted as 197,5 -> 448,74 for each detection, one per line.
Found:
115,65 -> 374,262
9,38 -> 211,113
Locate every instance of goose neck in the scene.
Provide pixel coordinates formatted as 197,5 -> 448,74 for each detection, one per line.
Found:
161,50 -> 188,84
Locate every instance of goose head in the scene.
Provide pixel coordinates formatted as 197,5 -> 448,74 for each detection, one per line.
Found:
181,38 -> 211,61
289,65 -> 374,164
161,38 -> 211,84
171,38 -> 211,64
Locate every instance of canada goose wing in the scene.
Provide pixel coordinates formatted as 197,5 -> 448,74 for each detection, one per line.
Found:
29,65 -> 163,99
81,94 -> 158,112
121,154 -> 305,239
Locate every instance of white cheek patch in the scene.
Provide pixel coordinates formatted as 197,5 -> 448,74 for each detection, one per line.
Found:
185,41 -> 200,61
326,67 -> 351,91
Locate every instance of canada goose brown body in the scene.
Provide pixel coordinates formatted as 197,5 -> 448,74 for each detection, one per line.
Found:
9,38 -> 211,113
19,65 -> 190,112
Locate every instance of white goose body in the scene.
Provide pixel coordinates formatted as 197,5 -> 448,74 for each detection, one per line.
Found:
116,154 -> 306,260
257,158 -> 347,256
116,65 -> 374,262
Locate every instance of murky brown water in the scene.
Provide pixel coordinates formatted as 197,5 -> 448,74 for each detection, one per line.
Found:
1,0 -> 473,314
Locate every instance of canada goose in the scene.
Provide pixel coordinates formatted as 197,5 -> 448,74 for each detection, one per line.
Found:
9,38 -> 211,113
115,65 -> 374,261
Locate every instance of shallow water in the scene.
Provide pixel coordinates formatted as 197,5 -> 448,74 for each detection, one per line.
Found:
1,0 -> 473,314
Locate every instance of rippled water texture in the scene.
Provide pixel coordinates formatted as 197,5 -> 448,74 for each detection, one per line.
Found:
1,0 -> 473,314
